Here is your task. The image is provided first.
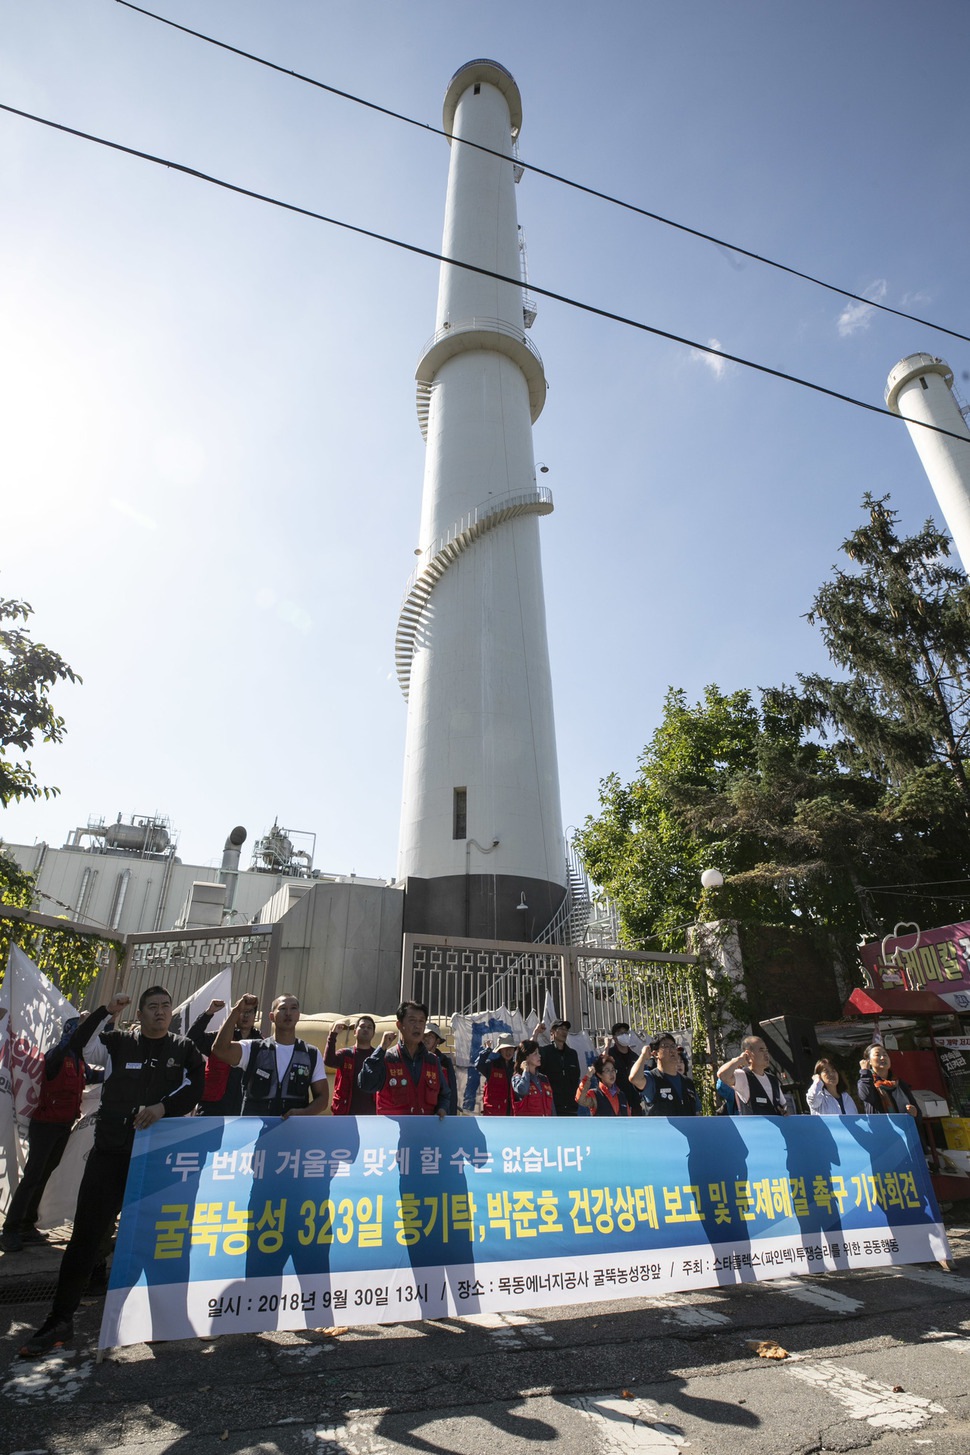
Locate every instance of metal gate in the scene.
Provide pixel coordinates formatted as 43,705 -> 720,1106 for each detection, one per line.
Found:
88,923 -> 279,1027
402,933 -> 701,1044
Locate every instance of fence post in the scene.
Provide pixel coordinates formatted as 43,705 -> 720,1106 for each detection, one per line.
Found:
561,943 -> 583,1027
261,922 -> 284,1036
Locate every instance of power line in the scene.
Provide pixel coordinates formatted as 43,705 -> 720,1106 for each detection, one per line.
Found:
114,0 -> 970,349
3,99 -> 970,448
863,887 -> 970,904
862,877 -> 970,891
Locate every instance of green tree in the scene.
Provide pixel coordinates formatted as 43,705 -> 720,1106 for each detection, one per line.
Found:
575,685 -> 909,960
0,590 -> 80,807
0,592 -> 112,1000
576,495 -> 970,975
798,493 -> 970,812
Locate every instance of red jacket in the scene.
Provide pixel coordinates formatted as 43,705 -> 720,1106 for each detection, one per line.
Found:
512,1072 -> 554,1117
375,1045 -> 441,1116
326,1032 -> 376,1117
201,1054 -> 232,1105
482,1058 -> 513,1116
32,1055 -> 85,1125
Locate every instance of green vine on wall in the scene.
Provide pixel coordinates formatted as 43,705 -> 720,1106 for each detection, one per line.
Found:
0,845 -> 124,1005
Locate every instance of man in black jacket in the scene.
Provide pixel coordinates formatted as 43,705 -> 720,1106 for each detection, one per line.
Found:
606,1022 -> 646,1117
187,995 -> 261,1116
19,985 -> 206,1358
538,1019 -> 581,1117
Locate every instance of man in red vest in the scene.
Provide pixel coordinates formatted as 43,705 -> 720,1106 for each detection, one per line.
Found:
1,1014 -> 88,1254
324,1015 -> 377,1116
358,1001 -> 446,1117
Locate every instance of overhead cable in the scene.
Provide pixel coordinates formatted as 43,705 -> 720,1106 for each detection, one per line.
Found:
113,0 -> 970,348
3,100 -> 970,447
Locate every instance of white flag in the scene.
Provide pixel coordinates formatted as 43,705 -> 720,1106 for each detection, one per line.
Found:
0,944 -> 79,1217
169,967 -> 233,1040
450,1006 -> 529,1113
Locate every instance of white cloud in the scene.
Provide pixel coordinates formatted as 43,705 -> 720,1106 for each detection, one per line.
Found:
837,278 -> 887,337
690,338 -> 730,380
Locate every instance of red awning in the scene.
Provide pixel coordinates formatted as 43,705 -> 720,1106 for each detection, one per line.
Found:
843,986 -> 954,1017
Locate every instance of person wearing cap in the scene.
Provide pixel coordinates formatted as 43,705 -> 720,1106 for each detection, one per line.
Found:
630,1033 -> 700,1117
606,1022 -> 646,1116
537,1018 -> 581,1117
474,1034 -> 516,1116
423,1024 -> 457,1115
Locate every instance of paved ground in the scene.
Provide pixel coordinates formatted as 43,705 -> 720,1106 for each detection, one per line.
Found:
4,1227 -> 970,1454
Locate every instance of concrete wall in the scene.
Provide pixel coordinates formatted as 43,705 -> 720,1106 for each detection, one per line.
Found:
274,880 -> 405,1016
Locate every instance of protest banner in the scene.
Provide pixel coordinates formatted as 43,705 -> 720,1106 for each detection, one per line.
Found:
99,1110 -> 948,1351
0,945 -> 78,1216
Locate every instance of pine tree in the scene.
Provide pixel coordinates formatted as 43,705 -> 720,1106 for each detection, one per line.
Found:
798,493 -> 970,815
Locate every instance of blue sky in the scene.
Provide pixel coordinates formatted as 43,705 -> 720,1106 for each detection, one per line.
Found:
2,0 -> 969,880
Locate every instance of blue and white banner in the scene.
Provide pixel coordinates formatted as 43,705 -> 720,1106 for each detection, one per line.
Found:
99,1112 -> 949,1350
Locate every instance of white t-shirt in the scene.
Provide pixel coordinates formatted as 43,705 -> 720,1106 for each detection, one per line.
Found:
236,1038 -> 327,1087
734,1068 -> 779,1109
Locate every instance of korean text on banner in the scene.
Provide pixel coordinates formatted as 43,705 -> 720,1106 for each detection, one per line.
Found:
100,1112 -> 948,1351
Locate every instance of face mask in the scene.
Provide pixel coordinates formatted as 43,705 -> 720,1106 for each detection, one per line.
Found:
615,1034 -> 631,1048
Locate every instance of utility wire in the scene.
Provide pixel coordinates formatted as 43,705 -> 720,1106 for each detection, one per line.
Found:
863,887 -> 970,904
114,0 -> 970,349
3,99 -> 970,448
862,877 -> 970,891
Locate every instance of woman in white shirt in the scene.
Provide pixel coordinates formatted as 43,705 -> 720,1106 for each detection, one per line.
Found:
806,1058 -> 857,1115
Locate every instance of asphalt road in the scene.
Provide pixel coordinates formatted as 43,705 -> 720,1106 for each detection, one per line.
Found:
4,1229 -> 970,1455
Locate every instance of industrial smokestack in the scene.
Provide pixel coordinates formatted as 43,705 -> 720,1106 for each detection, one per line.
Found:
397,61 -> 566,940
219,826 -> 247,916
221,825 -> 247,874
886,354 -> 970,574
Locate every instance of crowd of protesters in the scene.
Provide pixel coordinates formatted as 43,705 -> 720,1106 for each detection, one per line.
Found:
4,986 -> 921,1357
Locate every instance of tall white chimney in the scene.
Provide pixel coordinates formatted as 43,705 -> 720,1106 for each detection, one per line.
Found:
397,61 -> 566,941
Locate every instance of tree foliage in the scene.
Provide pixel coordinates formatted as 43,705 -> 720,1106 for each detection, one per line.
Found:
576,497 -> 970,964
0,848 -> 121,1004
0,592 -> 107,1001
0,591 -> 80,808
797,493 -> 970,813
